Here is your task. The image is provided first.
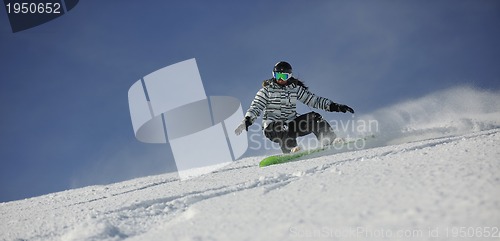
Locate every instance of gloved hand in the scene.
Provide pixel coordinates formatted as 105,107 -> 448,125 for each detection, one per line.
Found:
235,116 -> 252,136
328,103 -> 354,113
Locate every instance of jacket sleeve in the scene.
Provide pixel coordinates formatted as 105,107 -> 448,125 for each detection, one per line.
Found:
245,87 -> 269,122
297,86 -> 332,111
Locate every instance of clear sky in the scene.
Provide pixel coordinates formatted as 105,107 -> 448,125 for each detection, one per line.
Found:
1,0 -> 499,202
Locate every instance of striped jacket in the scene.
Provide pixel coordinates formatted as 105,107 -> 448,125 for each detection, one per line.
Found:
245,78 -> 333,128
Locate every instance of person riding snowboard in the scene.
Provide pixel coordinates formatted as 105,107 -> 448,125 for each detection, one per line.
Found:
235,61 -> 354,153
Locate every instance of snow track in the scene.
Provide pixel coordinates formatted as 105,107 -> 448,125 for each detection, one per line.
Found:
1,128 -> 499,240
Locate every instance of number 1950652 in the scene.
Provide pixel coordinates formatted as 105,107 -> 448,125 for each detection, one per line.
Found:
445,227 -> 500,238
5,2 -> 62,14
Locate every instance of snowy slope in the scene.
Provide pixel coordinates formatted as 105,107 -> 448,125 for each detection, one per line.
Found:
1,129 -> 499,241
1,87 -> 500,241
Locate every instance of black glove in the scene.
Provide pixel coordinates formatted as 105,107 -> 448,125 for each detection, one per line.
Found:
243,116 -> 252,131
235,116 -> 253,135
329,103 -> 354,113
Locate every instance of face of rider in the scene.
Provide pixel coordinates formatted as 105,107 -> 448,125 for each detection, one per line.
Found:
276,79 -> 287,86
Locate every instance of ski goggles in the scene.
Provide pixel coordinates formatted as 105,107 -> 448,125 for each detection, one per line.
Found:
273,72 -> 292,81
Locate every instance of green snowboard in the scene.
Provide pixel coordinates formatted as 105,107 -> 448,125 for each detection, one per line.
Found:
259,136 -> 372,167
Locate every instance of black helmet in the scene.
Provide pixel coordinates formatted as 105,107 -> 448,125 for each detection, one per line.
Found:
273,61 -> 292,73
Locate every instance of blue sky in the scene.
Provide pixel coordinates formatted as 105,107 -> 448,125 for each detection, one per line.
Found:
1,1 -> 499,202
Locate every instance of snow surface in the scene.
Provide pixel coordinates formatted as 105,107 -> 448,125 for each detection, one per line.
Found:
1,87 -> 500,241
1,129 -> 499,241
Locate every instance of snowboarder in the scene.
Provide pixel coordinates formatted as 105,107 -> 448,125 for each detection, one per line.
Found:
235,61 -> 354,153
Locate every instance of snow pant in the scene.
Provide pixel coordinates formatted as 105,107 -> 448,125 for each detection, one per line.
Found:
263,112 -> 336,153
